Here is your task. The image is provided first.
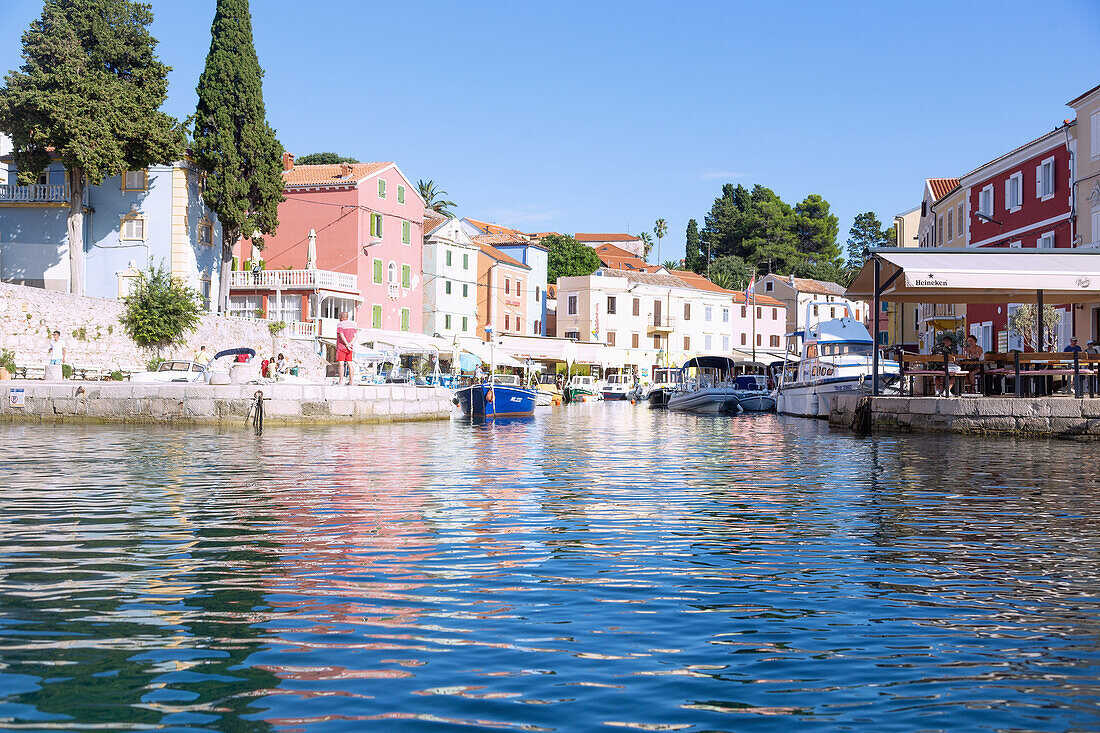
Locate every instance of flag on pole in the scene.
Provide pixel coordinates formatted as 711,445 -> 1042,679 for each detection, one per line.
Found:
745,275 -> 755,303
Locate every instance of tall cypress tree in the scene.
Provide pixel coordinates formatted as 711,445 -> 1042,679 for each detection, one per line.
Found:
684,218 -> 702,273
0,0 -> 184,296
192,0 -> 284,312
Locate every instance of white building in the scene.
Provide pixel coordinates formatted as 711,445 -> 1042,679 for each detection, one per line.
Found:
758,274 -> 869,336
422,214 -> 480,339
555,268 -> 786,376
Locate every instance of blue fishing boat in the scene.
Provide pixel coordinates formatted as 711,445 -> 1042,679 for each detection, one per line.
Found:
455,374 -> 537,418
454,325 -> 537,418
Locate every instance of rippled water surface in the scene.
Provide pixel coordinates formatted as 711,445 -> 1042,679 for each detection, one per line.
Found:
1,405 -> 1099,731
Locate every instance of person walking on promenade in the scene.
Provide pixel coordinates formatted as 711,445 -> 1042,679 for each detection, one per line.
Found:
47,330 -> 67,378
336,311 -> 356,385
194,344 -> 211,366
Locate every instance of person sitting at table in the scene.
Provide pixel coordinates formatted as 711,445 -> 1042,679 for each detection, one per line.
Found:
960,334 -> 985,393
1064,337 -> 1082,353
1087,341 -> 1100,355
931,334 -> 960,397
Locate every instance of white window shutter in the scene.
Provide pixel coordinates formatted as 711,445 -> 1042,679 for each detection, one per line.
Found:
1036,165 -> 1042,198
1005,179 -> 1011,210
1049,159 -> 1055,193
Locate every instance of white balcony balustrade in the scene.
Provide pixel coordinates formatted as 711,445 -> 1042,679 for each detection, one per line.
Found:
229,269 -> 357,292
0,184 -> 69,203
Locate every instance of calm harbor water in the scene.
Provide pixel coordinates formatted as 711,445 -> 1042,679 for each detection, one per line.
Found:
1,405 -> 1099,731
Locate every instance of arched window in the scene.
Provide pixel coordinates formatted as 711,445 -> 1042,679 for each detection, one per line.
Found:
387,262 -> 396,284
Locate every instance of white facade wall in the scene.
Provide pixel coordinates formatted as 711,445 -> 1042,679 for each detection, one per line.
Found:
423,220 -> 479,338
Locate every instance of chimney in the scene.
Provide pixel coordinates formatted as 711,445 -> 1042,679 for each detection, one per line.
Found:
282,152 -> 294,171
340,163 -> 353,177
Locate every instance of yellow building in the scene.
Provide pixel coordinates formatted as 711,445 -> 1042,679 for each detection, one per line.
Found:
1068,83 -> 1100,342
916,178 -> 968,351
884,205 -> 921,350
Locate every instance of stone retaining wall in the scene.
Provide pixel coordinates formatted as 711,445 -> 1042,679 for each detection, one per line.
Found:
0,381 -> 454,425
830,392 -> 1100,437
0,282 -> 327,379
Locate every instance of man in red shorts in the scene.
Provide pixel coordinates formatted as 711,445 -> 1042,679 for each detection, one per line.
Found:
336,310 -> 356,385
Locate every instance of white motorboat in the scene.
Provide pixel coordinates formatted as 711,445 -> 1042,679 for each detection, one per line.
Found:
732,374 -> 776,412
566,375 -> 602,402
601,373 -> 632,400
775,303 -> 899,418
646,367 -> 682,407
667,356 -> 742,414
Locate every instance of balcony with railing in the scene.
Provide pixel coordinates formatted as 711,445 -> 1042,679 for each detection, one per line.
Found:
919,302 -> 963,322
229,269 -> 357,292
0,184 -> 69,204
646,314 -> 677,334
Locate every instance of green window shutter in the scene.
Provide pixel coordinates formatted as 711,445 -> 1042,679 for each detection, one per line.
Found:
401,308 -> 409,331
372,304 -> 382,328
398,185 -> 405,204
378,179 -> 386,198
402,221 -> 411,244
463,253 -> 469,269
373,258 -> 383,283
445,280 -> 451,294
445,314 -> 451,329
462,316 -> 468,332
401,264 -> 411,288
446,250 -> 452,266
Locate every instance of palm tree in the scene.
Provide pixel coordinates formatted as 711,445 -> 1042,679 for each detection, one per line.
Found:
710,270 -> 735,289
660,259 -> 679,271
638,232 -> 653,259
417,179 -> 457,217
653,218 -> 668,265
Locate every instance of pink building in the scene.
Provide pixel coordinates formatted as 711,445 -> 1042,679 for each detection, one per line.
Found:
231,154 -> 425,336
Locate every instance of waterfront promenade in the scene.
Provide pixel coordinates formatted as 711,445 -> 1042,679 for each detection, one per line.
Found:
0,379 -> 452,424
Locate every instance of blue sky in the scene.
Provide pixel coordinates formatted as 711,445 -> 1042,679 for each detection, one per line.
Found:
2,1 -> 1099,263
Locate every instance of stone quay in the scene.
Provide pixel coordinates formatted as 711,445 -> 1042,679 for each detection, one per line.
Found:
0,381 -> 454,425
830,392 -> 1100,438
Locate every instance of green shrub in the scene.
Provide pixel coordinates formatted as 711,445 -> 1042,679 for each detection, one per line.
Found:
119,264 -> 202,348
146,357 -> 164,371
61,364 -> 73,379
0,348 -> 16,372
268,321 -> 287,335
109,370 -> 124,381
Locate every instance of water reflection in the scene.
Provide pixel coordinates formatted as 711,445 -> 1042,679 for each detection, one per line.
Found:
0,408 -> 1098,730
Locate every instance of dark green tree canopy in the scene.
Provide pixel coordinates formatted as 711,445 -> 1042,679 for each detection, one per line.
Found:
0,0 -> 184,184
846,211 -> 893,267
684,218 -> 702,273
709,255 -> 755,291
698,183 -> 842,278
296,152 -> 359,165
545,234 -> 600,282
192,0 -> 283,244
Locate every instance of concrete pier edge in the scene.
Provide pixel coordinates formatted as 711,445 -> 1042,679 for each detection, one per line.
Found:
0,381 -> 454,425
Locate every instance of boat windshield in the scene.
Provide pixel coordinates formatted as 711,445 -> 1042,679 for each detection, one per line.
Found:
493,374 -> 521,386
537,373 -> 558,385
819,342 -> 873,358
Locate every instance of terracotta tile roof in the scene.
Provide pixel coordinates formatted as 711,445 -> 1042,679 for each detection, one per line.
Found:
1068,83 -> 1100,106
465,217 -> 528,238
789,277 -> 848,296
477,241 -> 530,270
927,178 -> 960,200
283,162 -> 391,187
594,242 -> 652,271
668,269 -> 738,294
473,232 -> 529,246
732,291 -> 784,307
597,268 -> 689,287
423,212 -> 447,236
530,232 -> 560,239
575,233 -> 642,243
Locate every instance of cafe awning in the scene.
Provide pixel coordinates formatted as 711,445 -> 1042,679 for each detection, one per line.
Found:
847,248 -> 1100,303
456,337 -> 525,369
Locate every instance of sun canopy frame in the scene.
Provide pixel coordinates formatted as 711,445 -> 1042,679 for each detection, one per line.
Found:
847,248 -> 1100,304
847,247 -> 1100,396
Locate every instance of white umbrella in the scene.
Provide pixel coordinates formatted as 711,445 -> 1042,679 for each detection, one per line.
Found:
306,229 -> 317,270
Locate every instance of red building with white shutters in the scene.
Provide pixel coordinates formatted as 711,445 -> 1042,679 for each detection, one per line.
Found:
960,122 -> 1076,350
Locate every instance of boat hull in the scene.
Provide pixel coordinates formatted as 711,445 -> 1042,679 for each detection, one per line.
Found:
455,383 -> 537,418
667,387 -> 742,413
735,392 -> 777,412
776,376 -> 864,418
648,388 -> 674,407
567,388 -> 602,403
602,389 -> 629,400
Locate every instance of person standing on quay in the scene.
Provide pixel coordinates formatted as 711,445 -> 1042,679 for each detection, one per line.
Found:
47,330 -> 67,377
336,311 -> 356,385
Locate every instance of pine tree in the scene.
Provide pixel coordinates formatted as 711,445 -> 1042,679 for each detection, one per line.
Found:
846,212 -> 890,267
0,0 -> 184,296
794,194 -> 841,266
684,218 -> 702,273
192,0 -> 284,312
